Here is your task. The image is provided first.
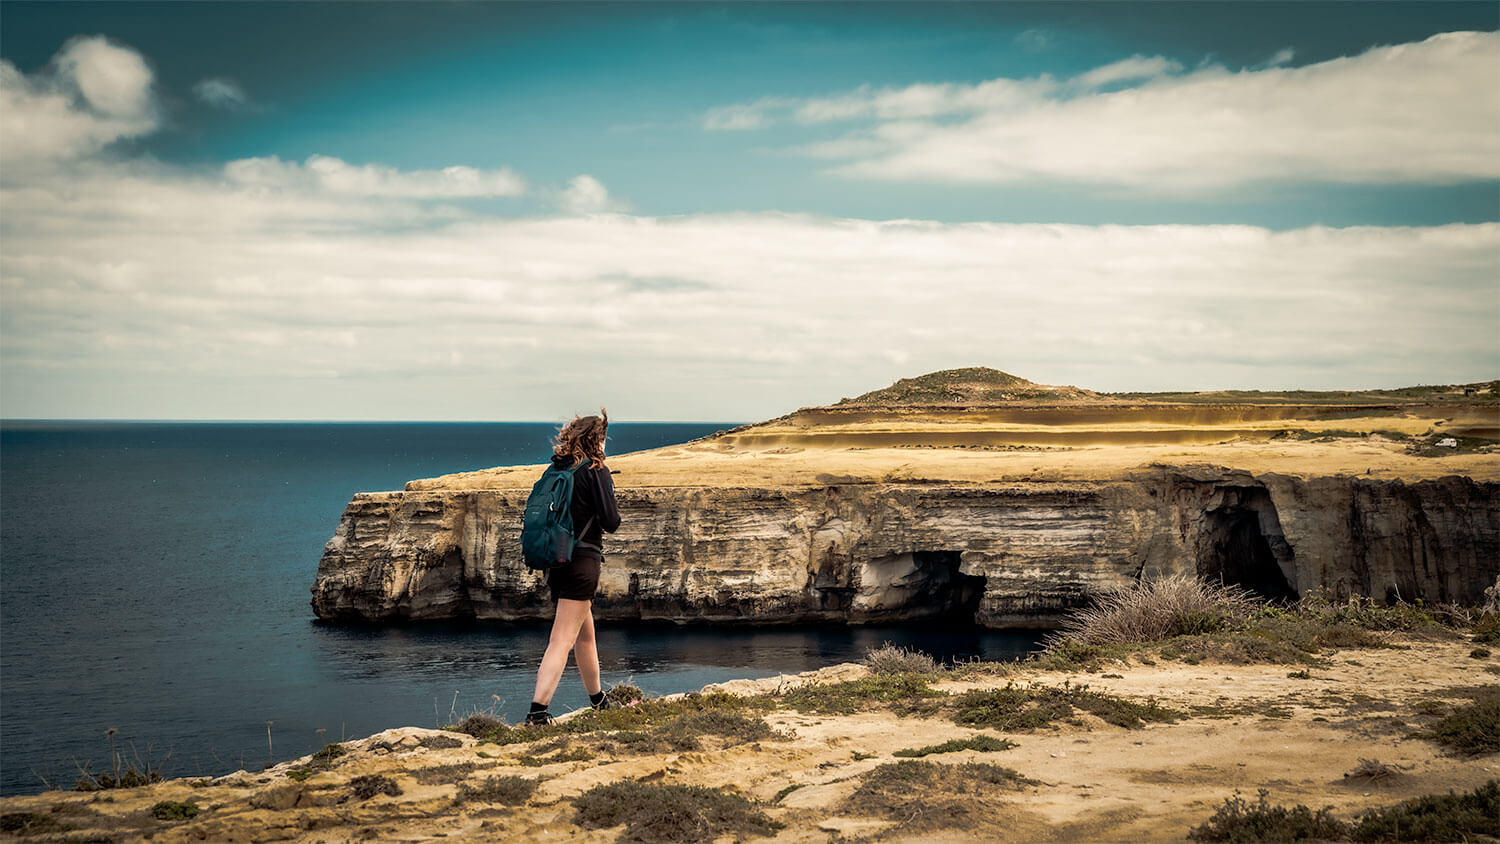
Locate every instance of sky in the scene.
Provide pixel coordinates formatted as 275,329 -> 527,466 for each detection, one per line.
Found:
1,1 -> 1497,421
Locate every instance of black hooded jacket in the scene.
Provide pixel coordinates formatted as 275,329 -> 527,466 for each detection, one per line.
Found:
550,454 -> 620,557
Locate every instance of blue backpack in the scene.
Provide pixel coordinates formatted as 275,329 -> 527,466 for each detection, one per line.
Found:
520,458 -> 594,570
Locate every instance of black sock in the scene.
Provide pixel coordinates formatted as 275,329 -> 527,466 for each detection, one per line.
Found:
529,701 -> 549,715
589,691 -> 606,707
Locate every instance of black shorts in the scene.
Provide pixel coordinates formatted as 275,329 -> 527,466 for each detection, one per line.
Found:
547,551 -> 601,603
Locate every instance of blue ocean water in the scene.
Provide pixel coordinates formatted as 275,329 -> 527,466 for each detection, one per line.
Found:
0,422 -> 1043,796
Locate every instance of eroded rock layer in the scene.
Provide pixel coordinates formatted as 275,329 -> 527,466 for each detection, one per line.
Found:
311,469 -> 1499,626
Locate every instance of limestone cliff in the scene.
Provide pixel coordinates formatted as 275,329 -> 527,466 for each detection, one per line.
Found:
310,469 -> 1498,627
310,370 -> 1499,626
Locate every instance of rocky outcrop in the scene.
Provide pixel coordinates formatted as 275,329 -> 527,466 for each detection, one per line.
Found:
311,468 -> 1499,627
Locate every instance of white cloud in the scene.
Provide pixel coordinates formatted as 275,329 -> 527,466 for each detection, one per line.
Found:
710,31 -> 1500,189
0,35 -> 159,163
193,77 -> 248,110
222,154 -> 527,199
2,151 -> 1495,420
556,174 -> 617,214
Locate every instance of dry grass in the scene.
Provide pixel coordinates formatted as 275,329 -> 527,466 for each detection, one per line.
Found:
862,642 -> 939,675
1055,575 -> 1255,647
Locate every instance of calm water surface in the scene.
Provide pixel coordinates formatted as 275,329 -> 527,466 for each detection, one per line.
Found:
0,422 -> 1042,795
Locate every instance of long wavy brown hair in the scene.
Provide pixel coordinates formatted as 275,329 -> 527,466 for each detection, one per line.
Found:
553,408 -> 608,468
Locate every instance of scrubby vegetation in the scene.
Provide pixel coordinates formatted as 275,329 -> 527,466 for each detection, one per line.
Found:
456,775 -> 538,805
1416,693 -> 1500,756
1038,580 -> 1480,670
1190,782 -> 1500,842
345,774 -> 401,801
150,800 -> 199,821
863,642 -> 940,675
845,760 -> 1037,833
286,742 -> 348,781
953,681 -> 1179,731
1188,789 -> 1348,842
894,734 -> 1017,757
777,674 -> 945,715
574,781 -> 782,843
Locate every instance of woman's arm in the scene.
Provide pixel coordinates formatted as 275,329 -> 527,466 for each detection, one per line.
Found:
594,466 -> 622,533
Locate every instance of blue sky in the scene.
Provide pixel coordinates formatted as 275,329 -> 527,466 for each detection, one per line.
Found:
1,2 -> 1497,420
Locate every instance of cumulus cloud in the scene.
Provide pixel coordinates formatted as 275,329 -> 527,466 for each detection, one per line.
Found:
710,31 -> 1500,189
555,174 -> 621,214
0,35 -> 159,163
2,150 -> 1495,420
193,77 -> 248,110
222,154 -> 527,199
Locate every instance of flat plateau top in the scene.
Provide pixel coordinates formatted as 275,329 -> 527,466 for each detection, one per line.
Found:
409,400 -> 1499,491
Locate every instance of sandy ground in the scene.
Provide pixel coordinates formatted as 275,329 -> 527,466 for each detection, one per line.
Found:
4,638 -> 1494,844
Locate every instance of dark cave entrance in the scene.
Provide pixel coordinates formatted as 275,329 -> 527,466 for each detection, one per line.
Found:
853,550 -> 988,624
1197,505 -> 1298,602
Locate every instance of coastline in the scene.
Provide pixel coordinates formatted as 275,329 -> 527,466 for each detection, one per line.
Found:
3,635 -> 1495,843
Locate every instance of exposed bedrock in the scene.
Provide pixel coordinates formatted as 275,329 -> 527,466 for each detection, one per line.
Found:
310,469 -> 1499,627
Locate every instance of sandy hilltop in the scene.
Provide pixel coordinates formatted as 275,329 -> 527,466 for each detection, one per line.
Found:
412,368 -> 1500,492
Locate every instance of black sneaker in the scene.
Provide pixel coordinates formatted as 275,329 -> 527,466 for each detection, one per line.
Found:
591,696 -> 616,711
524,710 -> 554,727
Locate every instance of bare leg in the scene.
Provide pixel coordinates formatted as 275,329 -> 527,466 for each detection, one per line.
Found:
574,609 -> 602,696
531,599 -> 591,707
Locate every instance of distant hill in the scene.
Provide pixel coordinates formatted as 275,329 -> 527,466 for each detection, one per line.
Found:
836,367 -> 1100,405
834,368 -> 1498,408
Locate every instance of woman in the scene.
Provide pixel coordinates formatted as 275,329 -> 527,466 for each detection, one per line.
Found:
526,410 -> 621,726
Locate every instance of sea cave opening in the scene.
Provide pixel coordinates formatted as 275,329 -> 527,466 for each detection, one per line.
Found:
853,550 -> 988,624
1197,505 -> 1298,602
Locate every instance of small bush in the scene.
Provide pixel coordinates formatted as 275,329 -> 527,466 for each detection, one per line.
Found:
1188,790 -> 1347,842
285,742 -> 348,781
1418,695 -> 1500,756
604,681 -> 645,707
1472,613 -> 1500,645
1350,780 -> 1499,842
420,734 -> 463,749
1056,576 -> 1254,647
150,800 -> 199,821
448,713 -> 507,740
574,781 -> 782,843
345,774 -> 401,801
894,734 -> 1017,757
1342,758 -> 1402,784
953,682 -> 1180,731
411,762 -> 479,784
778,675 -> 945,716
847,760 -> 1035,823
1470,647 -> 1492,659
863,642 -> 939,675
456,775 -> 538,805
73,765 -> 162,791
0,812 -> 73,835
517,745 -> 594,766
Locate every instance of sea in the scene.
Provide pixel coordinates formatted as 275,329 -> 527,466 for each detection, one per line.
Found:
0,421 -> 1044,796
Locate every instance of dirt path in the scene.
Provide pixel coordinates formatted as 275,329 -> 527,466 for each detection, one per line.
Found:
2,639 -> 1495,843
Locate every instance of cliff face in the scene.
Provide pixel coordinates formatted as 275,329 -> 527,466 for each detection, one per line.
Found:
310,469 -> 1500,627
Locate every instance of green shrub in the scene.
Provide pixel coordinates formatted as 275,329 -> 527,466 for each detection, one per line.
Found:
604,681 -> 645,707
1350,780 -> 1499,841
456,775 -> 538,805
0,812 -> 74,835
1472,613 -> 1500,645
778,675 -> 944,716
73,765 -> 162,791
285,742 -> 348,781
894,734 -> 1017,757
1418,695 -> 1500,756
345,774 -> 401,801
150,800 -> 199,821
1188,790 -> 1347,842
847,760 -> 1036,823
953,682 -> 1180,731
447,713 -> 507,740
1470,647 -> 1492,659
411,762 -> 480,784
863,642 -> 939,675
574,781 -> 781,843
